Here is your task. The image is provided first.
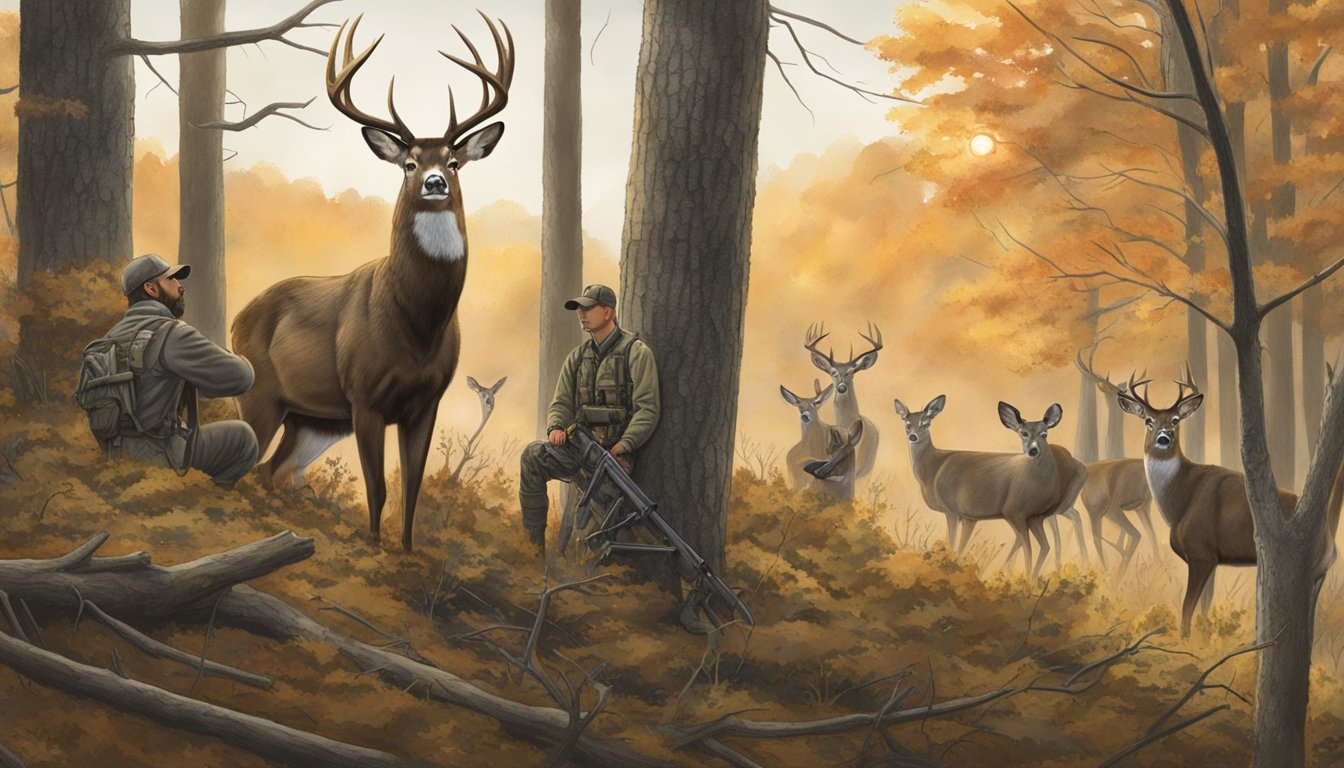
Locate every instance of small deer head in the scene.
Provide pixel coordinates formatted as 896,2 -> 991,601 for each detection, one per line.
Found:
804,322 -> 882,396
780,378 -> 834,427
466,375 -> 507,418
327,14 -> 513,241
1116,367 -> 1204,455
999,401 -> 1062,459
804,420 -> 865,481
894,395 -> 946,445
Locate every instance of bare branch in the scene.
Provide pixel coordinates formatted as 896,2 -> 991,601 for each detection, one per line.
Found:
1308,45 -> 1333,86
195,99 -> 327,132
766,50 -> 814,121
0,85 -> 16,95
769,6 -> 867,45
590,8 -> 612,66
1007,2 -> 1198,103
81,600 -> 272,689
109,0 -> 341,57
768,13 -> 920,105
1258,253 -> 1344,320
1102,165 -> 1228,241
1072,36 -> 1155,88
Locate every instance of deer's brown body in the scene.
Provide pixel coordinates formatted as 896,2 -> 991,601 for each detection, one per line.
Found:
1118,370 -> 1344,636
1080,458 -> 1159,574
231,15 -> 513,551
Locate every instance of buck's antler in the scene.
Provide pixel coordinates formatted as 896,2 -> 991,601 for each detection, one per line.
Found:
326,16 -> 415,144
1173,363 -> 1201,407
441,12 -> 515,146
804,323 -> 835,364
1120,371 -> 1156,410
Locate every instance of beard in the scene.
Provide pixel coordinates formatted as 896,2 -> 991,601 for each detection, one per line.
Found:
162,294 -> 185,318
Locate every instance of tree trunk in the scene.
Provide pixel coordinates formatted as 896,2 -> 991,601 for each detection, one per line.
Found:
1218,332 -> 1240,469
1074,293 -> 1099,465
1158,6 -> 1209,462
16,0 -> 134,286
619,0 -> 768,587
1301,263 -> 1325,452
178,0 -> 228,346
1262,0 -> 1296,485
1252,527 -> 1316,768
537,0 -> 585,435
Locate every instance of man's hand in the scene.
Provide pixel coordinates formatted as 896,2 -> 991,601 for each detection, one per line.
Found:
610,443 -> 630,471
548,428 -> 567,446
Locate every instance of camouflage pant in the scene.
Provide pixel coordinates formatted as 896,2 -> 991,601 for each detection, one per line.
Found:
518,440 -> 585,532
122,420 -> 259,490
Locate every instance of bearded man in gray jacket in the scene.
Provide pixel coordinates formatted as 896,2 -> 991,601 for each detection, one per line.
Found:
104,254 -> 259,489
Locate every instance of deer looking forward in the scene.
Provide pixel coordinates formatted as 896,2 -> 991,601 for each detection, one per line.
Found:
805,323 -> 881,493
1116,369 -> 1344,636
231,15 -> 514,551
780,379 -> 834,491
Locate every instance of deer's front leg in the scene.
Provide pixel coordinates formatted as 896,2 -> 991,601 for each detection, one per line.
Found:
353,408 -> 388,542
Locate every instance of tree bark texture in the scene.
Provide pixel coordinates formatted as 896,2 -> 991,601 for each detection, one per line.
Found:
619,0 -> 768,584
1212,0 -> 1244,471
0,630 -> 420,768
538,0 -> 585,435
1262,0 -> 1296,485
1074,293 -> 1099,465
178,0 -> 229,346
16,0 -> 134,288
1158,5 -> 1208,462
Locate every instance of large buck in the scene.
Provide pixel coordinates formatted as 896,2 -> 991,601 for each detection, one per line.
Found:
779,379 -> 834,491
1116,369 -> 1344,636
894,396 -> 1087,575
805,323 -> 881,490
231,15 -> 514,551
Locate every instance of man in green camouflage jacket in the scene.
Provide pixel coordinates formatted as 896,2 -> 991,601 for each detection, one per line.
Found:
105,254 -> 259,489
519,283 -> 660,556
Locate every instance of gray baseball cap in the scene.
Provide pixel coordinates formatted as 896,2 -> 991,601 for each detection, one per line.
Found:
121,253 -> 190,296
564,283 -> 617,310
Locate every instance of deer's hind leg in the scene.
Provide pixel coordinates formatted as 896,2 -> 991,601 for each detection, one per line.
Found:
271,414 -> 351,490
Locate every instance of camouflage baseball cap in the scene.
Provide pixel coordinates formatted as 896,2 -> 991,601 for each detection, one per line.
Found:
121,253 -> 190,296
564,283 -> 617,310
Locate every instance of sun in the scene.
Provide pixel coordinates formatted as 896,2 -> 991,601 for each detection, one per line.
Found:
969,133 -> 996,157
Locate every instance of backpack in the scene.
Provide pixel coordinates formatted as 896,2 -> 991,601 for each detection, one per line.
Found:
74,318 -> 176,451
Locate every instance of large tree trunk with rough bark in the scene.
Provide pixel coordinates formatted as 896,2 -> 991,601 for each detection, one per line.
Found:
16,0 -> 134,289
178,0 -> 228,346
619,0 -> 768,587
1261,0 -> 1297,485
1212,0 -> 1244,472
537,0 -> 585,435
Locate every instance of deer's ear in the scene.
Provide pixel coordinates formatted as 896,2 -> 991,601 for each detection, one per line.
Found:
1116,395 -> 1146,418
817,383 -> 835,403
926,395 -> 946,418
893,399 -> 910,419
1043,403 -> 1063,429
809,352 -> 833,373
998,402 -> 1023,430
780,385 -> 800,405
457,122 -> 505,162
491,376 -> 508,394
852,349 -> 880,372
364,127 -> 408,165
466,376 -> 481,391
848,420 -> 864,445
1176,393 -> 1204,419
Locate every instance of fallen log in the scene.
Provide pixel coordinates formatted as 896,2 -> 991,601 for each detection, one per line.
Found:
218,585 -> 684,768
0,531 -> 315,621
0,629 -> 426,768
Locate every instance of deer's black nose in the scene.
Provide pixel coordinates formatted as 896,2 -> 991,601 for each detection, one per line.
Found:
424,174 -> 448,194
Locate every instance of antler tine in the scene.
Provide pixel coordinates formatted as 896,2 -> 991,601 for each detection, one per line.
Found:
1123,370 -> 1155,409
1173,362 -> 1201,405
860,322 -> 884,351
814,378 -> 823,396
440,14 -> 514,144
325,16 -> 416,144
804,322 -> 833,361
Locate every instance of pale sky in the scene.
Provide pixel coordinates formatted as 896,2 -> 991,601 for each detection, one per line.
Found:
8,0 -> 912,248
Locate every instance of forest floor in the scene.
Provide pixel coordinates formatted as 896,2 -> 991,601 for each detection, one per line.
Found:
4,267 -> 1344,768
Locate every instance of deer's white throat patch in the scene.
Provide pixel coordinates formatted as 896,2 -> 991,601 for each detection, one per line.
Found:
1146,453 -> 1182,524
414,211 -> 465,262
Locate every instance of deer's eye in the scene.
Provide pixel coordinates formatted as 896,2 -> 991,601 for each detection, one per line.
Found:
1171,416 -> 1181,425
1040,431 -> 1048,439
448,159 -> 460,171
1020,431 -> 1028,437
1145,418 -> 1155,431
404,161 -> 417,172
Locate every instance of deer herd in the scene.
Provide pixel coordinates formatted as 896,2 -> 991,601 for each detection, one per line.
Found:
785,328 -> 1344,637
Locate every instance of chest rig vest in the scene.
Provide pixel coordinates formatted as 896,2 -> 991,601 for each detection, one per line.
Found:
574,330 -> 639,449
